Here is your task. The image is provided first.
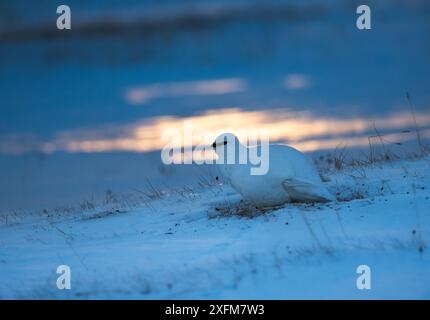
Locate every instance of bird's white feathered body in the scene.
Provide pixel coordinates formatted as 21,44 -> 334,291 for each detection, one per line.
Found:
213,134 -> 334,207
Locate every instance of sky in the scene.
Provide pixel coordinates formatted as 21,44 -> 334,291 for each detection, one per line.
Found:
0,0 -> 429,211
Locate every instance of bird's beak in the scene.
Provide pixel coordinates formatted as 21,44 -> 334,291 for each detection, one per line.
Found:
213,141 -> 228,149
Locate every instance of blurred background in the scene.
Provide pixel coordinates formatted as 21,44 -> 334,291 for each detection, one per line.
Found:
0,0 -> 429,212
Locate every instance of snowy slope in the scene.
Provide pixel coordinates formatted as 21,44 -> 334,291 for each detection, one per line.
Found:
0,157 -> 429,299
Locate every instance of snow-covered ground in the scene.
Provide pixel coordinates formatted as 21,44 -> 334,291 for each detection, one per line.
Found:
1,156 -> 429,299
1,0 -> 429,300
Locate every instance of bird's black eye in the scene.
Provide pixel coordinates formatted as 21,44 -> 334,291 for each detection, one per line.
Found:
212,142 -> 216,149
224,141 -> 227,145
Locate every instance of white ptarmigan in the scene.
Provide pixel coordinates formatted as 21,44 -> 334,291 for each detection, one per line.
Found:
212,133 -> 335,207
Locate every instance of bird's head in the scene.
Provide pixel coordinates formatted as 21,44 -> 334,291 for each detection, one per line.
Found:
212,133 -> 240,155
211,132 -> 247,165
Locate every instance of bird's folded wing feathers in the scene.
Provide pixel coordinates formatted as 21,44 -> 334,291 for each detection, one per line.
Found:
282,178 -> 334,202
282,178 -> 316,188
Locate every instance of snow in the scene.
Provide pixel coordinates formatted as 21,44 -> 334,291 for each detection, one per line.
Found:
1,157 -> 429,299
1,0 -> 430,299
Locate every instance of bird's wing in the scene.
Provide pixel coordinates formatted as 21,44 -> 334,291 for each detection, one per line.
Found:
282,178 -> 334,203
